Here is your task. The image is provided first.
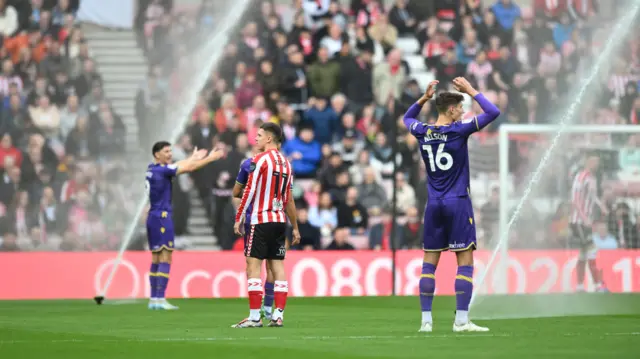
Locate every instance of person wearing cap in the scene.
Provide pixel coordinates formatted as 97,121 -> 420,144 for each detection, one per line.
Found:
332,129 -> 363,166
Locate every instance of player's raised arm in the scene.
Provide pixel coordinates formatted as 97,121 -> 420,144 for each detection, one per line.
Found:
174,146 -> 224,175
403,80 -> 439,136
453,77 -> 500,131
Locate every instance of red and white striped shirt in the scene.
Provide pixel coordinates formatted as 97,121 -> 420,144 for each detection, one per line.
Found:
570,170 -> 598,225
236,149 -> 293,224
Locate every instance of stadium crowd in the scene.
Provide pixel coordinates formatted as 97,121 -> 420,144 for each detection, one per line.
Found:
1,0 -> 639,252
134,0 -> 640,252
0,0 -> 134,251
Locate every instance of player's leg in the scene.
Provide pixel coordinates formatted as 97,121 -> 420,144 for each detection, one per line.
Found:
266,223 -> 288,327
149,252 -> 160,309
419,201 -> 445,332
449,198 -> 487,332
233,224 -> 265,328
262,261 -> 275,319
573,225 -> 587,292
155,217 -> 178,310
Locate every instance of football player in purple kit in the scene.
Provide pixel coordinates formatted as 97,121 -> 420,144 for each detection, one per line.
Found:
146,141 -> 223,310
403,78 -> 500,332
233,157 -> 276,320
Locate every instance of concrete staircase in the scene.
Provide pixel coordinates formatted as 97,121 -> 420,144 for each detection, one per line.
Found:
82,23 -> 218,250
81,24 -> 146,151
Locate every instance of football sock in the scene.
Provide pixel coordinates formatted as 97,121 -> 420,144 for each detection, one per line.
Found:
263,281 -> 275,314
455,265 -> 474,325
273,280 -> 288,320
419,262 -> 436,322
248,278 -> 263,321
149,263 -> 159,299
576,260 -> 586,287
156,262 -> 171,299
588,259 -> 601,286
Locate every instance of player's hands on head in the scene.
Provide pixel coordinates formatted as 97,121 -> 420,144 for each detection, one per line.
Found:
452,77 -> 475,94
422,80 -> 439,100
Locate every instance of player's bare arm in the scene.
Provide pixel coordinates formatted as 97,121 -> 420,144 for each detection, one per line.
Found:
175,146 -> 224,175
284,188 -> 301,246
417,80 -> 439,105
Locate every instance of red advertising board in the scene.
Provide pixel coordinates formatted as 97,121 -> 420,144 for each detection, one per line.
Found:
1,250 -> 639,300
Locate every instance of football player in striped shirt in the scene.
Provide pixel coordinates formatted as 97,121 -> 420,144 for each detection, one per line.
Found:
232,123 -> 301,328
570,154 -> 608,292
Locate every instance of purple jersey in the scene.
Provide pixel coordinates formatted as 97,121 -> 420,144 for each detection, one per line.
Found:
403,93 -> 500,252
236,158 -> 253,221
146,163 -> 177,215
410,120 -> 478,199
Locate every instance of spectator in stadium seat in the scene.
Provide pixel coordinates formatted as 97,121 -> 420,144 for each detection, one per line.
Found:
282,126 -> 321,179
52,0 -> 74,26
388,0 -> 416,36
289,207 -> 321,251
435,49 -> 465,85
36,185 -> 63,235
337,186 -> 368,234
318,151 -> 344,190
592,221 -> 619,250
0,232 -> 19,251
64,114 -> 96,159
214,93 -> 247,133
394,172 -> 415,215
1,94 -> 27,137
553,13 -> 574,49
245,95 -> 271,131
0,163 -> 19,206
40,40 -> 68,79
367,14 -> 397,55
235,69 -> 262,110
95,105 -> 126,159
398,206 -> 423,249
0,0 -> 18,37
6,190 -> 38,239
0,132 -> 21,170
326,226 -> 355,250
81,81 -> 107,114
303,97 -> 338,145
370,132 -> 401,179
467,51 -> 493,92
340,49 -> 373,110
29,95 -> 60,139
308,191 -> 338,236
0,59 -> 23,97
456,30 -> 482,66
373,49 -> 406,105
307,46 -> 340,99
73,59 -> 101,100
357,167 -> 388,216
51,70 -> 73,106
320,23 -> 346,59
491,0 -> 521,31
333,129 -> 363,166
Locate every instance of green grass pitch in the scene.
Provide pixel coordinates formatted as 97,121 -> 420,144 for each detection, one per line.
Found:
1,295 -> 638,358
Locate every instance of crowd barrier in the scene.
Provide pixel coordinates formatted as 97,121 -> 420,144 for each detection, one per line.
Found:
1,250 -> 639,299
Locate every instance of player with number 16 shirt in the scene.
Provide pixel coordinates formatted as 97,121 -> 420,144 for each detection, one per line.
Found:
403,78 -> 500,333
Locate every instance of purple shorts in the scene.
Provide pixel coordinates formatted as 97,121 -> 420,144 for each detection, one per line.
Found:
423,196 -> 477,252
146,213 -> 175,252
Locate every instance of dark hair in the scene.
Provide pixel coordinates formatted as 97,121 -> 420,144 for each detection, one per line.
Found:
434,92 -> 464,114
260,122 -> 283,144
152,141 -> 171,156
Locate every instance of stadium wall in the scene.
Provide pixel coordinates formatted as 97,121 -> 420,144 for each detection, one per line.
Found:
1,250 -> 640,300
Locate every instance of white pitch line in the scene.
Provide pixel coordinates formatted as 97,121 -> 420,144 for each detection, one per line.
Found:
1,332 -> 638,344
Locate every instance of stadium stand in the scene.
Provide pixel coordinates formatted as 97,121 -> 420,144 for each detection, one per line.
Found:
1,0 -> 638,252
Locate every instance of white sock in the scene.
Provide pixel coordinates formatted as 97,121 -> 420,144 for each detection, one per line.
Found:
249,309 -> 261,321
272,308 -> 284,321
150,297 -> 157,301
577,283 -> 585,290
264,306 -> 273,315
421,311 -> 432,324
455,310 -> 469,325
